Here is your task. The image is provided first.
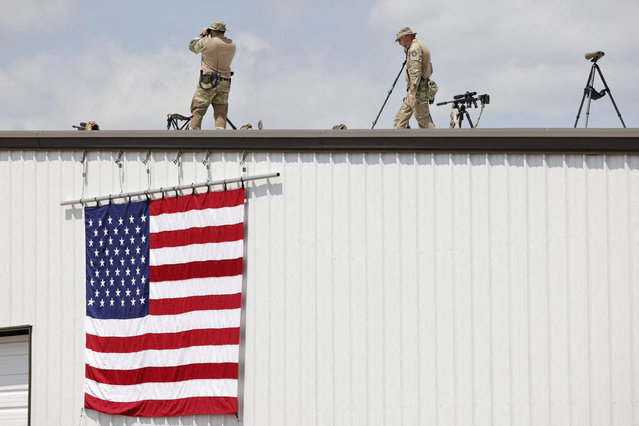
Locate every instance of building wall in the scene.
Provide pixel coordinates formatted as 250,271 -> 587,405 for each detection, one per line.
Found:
0,150 -> 638,425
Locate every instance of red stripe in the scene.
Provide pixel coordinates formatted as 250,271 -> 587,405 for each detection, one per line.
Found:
86,328 -> 240,353
150,188 -> 244,216
150,258 -> 243,282
85,394 -> 237,416
151,223 -> 244,249
150,293 -> 242,315
86,362 -> 239,385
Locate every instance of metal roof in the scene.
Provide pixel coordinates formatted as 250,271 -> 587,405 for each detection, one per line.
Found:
0,128 -> 638,153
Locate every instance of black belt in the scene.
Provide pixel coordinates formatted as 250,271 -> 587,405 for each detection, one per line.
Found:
219,76 -> 231,82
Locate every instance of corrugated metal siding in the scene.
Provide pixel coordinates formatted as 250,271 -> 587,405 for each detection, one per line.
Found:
0,150 -> 638,425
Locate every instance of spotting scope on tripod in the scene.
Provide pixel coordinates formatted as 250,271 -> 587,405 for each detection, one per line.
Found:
437,91 -> 490,128
574,51 -> 626,128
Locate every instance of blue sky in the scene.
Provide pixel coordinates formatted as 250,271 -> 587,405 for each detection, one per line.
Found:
1,0 -> 637,130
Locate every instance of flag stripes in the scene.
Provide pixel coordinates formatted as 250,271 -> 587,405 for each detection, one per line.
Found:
85,188 -> 245,417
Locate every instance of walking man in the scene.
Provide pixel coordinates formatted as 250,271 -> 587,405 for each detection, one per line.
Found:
188,20 -> 236,130
393,27 -> 435,129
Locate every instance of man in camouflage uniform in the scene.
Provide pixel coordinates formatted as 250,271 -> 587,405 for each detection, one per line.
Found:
393,27 -> 435,129
188,20 -> 236,130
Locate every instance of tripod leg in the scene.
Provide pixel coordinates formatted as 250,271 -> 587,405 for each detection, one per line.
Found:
594,64 -> 627,128
465,111 -> 474,128
574,65 -> 596,128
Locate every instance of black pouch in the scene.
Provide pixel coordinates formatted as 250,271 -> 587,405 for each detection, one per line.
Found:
199,70 -> 219,89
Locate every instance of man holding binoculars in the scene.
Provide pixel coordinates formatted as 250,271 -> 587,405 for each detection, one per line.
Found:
188,20 -> 236,130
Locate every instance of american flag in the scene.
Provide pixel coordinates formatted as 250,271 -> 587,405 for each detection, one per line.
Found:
83,188 -> 245,417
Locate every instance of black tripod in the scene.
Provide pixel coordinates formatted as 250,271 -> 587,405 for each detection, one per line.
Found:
574,53 -> 626,128
452,103 -> 474,128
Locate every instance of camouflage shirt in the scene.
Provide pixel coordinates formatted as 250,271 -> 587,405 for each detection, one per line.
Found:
405,39 -> 433,91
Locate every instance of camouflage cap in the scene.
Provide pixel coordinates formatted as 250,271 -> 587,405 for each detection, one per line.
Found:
209,20 -> 227,32
395,27 -> 416,42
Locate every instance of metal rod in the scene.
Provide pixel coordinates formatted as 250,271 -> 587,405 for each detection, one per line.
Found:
60,172 -> 280,206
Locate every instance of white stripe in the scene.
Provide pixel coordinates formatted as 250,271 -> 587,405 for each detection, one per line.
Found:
150,205 -> 244,233
150,240 -> 243,266
85,378 -> 238,402
151,276 -> 242,299
86,309 -> 241,337
86,345 -> 239,370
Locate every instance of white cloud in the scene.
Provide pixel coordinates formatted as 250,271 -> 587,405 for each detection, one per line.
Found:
0,0 -> 78,33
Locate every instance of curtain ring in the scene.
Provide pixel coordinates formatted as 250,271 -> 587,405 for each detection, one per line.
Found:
108,195 -> 112,205
191,183 -> 196,196
240,177 -> 245,189
223,180 -> 227,191
161,187 -> 165,200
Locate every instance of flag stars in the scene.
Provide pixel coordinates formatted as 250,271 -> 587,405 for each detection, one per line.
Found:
95,290 -> 100,297
136,247 -> 141,255
140,297 -> 146,304
135,226 -> 141,234
129,215 -> 135,223
141,276 -> 146,284
130,257 -> 136,265
113,228 -> 119,236
108,217 -> 113,225
118,217 -> 124,225
126,289 -> 131,297
88,219 -> 93,227
100,259 -> 105,267
95,270 -> 100,277
114,248 -> 120,256
103,228 -> 108,236
94,249 -> 99,257
110,278 -> 114,286
121,300 -> 125,307
120,259 -> 125,266
140,256 -> 146,264
93,229 -> 99,237
141,235 -> 147,243
88,298 -> 94,306
124,227 -> 130,235
116,289 -> 121,297
131,298 -> 136,306
130,237 -> 135,244
125,248 -> 130,256
115,269 -> 120,276
100,299 -> 105,307
131,277 -> 136,285
125,268 -> 131,276
100,280 -> 106,287
109,237 -> 113,245
119,238 -> 125,246
109,258 -> 114,266
136,288 -> 140,296
136,267 -> 140,275
110,299 -> 115,307
106,289 -> 110,297
98,219 -> 103,227
89,240 -> 94,247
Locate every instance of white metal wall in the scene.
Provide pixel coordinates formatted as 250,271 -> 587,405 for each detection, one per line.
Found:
0,150 -> 638,426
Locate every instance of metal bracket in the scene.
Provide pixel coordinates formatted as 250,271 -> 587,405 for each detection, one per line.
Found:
202,151 -> 212,183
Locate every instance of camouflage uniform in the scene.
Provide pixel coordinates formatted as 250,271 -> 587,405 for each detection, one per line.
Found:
393,27 -> 435,129
188,20 -> 236,130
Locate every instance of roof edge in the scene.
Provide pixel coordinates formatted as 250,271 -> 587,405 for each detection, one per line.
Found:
0,129 -> 638,153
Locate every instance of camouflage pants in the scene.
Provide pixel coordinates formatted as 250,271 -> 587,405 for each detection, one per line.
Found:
393,95 -> 435,129
189,80 -> 231,130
